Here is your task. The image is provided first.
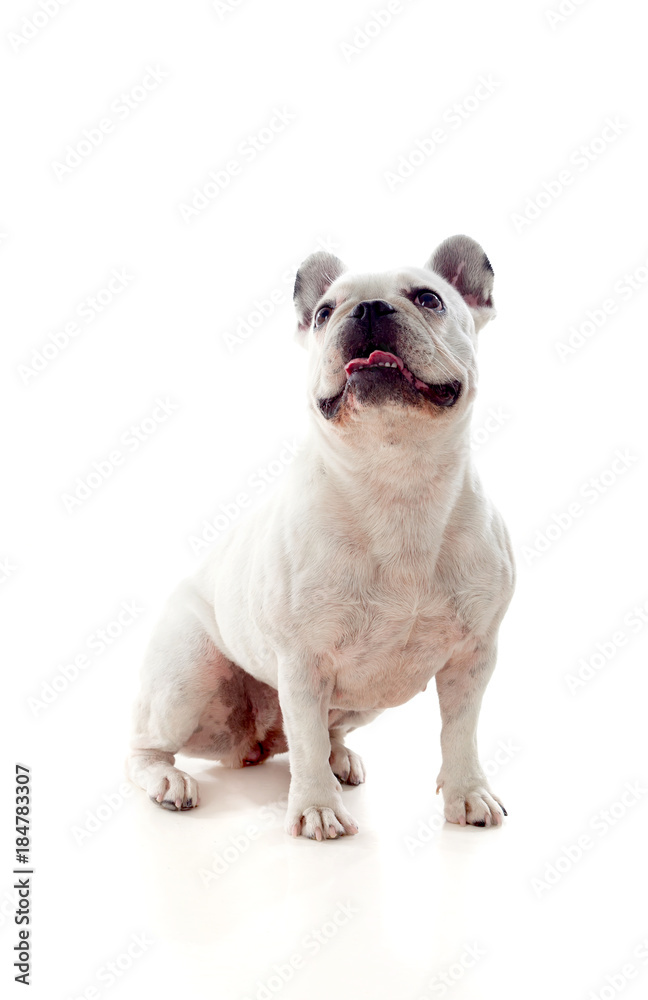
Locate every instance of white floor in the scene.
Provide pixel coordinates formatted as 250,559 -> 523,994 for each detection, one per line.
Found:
15,584 -> 648,1000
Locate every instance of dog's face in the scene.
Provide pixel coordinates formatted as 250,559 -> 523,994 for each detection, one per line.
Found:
293,235 -> 496,430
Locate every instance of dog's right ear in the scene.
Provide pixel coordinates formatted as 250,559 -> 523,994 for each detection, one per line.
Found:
293,251 -> 346,343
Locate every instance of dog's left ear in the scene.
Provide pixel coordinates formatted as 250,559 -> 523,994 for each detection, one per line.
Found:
425,235 -> 496,333
293,251 -> 347,342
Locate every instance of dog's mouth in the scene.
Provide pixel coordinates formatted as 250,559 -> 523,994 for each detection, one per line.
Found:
318,350 -> 462,420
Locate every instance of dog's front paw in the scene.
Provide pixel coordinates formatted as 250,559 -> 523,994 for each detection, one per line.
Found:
285,794 -> 359,840
329,742 -> 366,785
439,782 -> 507,828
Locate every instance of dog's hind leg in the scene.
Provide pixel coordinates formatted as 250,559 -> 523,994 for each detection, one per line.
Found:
328,731 -> 366,786
326,709 -> 382,785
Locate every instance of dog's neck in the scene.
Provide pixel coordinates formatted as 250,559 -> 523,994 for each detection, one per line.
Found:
303,407 -> 475,562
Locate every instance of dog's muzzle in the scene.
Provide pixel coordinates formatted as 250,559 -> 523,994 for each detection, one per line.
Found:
317,300 -> 462,419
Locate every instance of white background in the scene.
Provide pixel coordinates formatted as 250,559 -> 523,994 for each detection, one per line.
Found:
2,1 -> 648,998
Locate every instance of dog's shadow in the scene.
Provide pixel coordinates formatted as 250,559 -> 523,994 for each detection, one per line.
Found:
180,752 -> 292,816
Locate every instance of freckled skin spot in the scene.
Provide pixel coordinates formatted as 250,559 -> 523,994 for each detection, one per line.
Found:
180,660 -> 287,766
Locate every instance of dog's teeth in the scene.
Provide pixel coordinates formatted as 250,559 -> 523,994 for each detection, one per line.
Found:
357,360 -> 399,370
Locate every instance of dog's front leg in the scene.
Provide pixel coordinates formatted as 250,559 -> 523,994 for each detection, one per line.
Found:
279,664 -> 359,840
435,642 -> 507,827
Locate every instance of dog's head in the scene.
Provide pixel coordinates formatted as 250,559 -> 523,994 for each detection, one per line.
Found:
293,235 -> 495,433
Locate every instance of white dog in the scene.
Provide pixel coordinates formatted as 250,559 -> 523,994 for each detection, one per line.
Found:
126,234 -> 515,839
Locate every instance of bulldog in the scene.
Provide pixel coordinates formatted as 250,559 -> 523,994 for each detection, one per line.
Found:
126,234 -> 515,839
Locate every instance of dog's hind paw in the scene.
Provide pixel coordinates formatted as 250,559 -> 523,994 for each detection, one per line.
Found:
329,742 -> 365,785
146,764 -> 199,811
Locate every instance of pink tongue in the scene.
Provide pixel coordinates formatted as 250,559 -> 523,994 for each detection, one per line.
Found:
344,350 -> 428,391
344,350 -> 397,371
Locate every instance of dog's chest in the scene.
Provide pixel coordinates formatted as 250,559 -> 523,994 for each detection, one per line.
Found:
319,587 -> 469,711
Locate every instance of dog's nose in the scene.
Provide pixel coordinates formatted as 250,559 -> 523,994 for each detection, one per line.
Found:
350,299 -> 396,322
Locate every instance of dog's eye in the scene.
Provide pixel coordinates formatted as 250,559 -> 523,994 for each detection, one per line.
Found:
314,305 -> 333,328
415,290 -> 444,311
